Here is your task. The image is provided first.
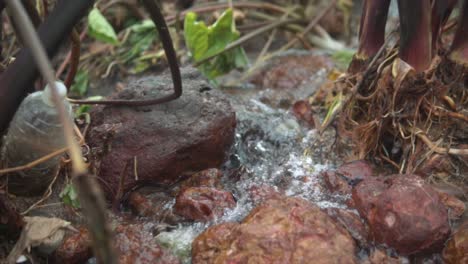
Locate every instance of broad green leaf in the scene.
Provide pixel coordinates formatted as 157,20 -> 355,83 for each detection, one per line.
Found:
88,8 -> 119,45
60,184 -> 81,209
184,9 -> 249,80
70,70 -> 89,97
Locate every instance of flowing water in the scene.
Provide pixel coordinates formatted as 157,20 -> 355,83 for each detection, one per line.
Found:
155,55 -> 348,263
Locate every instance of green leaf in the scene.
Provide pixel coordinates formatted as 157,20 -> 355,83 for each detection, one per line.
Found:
184,9 -> 249,80
88,8 -> 119,45
332,50 -> 355,69
70,70 -> 89,97
129,19 -> 155,33
60,184 -> 81,209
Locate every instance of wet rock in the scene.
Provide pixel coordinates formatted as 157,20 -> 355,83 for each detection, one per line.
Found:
87,67 -> 236,199
174,187 -> 236,222
127,190 -> 172,219
248,184 -> 284,204
250,52 -> 333,90
52,227 -> 91,264
443,220 -> 468,264
325,207 -> 369,247
322,160 -> 374,196
114,223 -> 180,264
291,100 -> 315,128
192,197 -> 358,263
352,174 -> 450,255
247,51 -> 333,109
179,168 -> 223,190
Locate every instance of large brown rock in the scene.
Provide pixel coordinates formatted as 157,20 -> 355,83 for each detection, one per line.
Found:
87,68 -> 236,199
192,197 -> 357,264
352,174 -> 451,255
443,220 -> 468,264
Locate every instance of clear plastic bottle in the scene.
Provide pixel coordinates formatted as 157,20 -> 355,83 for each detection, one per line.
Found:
1,81 -> 73,196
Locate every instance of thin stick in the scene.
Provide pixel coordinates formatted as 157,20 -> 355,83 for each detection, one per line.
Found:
279,0 -> 337,51
0,147 -> 68,175
64,29 -> 81,88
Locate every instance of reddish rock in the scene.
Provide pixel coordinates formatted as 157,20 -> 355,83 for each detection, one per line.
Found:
248,184 -> 284,204
323,160 -> 374,195
192,197 -> 358,263
443,220 -> 468,264
325,207 -> 369,247
179,168 -> 223,190
87,68 -> 236,200
250,53 -> 333,90
291,100 -> 315,128
114,223 -> 180,264
52,227 -> 91,264
174,187 -> 236,222
127,191 -> 173,219
352,174 -> 450,255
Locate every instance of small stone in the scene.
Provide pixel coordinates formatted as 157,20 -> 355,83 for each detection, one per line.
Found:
352,174 -> 450,255
52,227 -> 91,264
443,220 -> 468,264
174,187 -> 236,222
322,160 -> 374,195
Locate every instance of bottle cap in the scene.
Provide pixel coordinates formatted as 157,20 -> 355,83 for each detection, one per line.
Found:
42,81 -> 67,106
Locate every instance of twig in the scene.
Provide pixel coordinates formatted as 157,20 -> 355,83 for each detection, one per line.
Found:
279,0 -> 337,51
4,1 -> 118,264
0,147 -> 68,175
56,29 -> 87,79
64,29 -> 80,88
21,168 -> 61,215
165,1 -> 290,25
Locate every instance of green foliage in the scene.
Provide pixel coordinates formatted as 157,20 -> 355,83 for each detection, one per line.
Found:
60,183 -> 81,209
122,19 -> 160,74
88,8 -> 119,45
331,50 -> 354,70
184,9 -> 249,80
70,70 -> 89,97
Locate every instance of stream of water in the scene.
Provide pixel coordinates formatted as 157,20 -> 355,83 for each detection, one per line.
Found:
154,59 -> 348,263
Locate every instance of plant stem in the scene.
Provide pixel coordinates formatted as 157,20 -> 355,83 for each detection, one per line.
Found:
449,0 -> 468,65
356,0 -> 391,59
397,0 -> 432,72
431,0 -> 457,53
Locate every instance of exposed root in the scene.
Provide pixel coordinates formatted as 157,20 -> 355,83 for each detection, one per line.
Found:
333,49 -> 467,180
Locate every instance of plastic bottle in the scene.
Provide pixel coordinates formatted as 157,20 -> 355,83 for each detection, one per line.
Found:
1,81 -> 73,196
